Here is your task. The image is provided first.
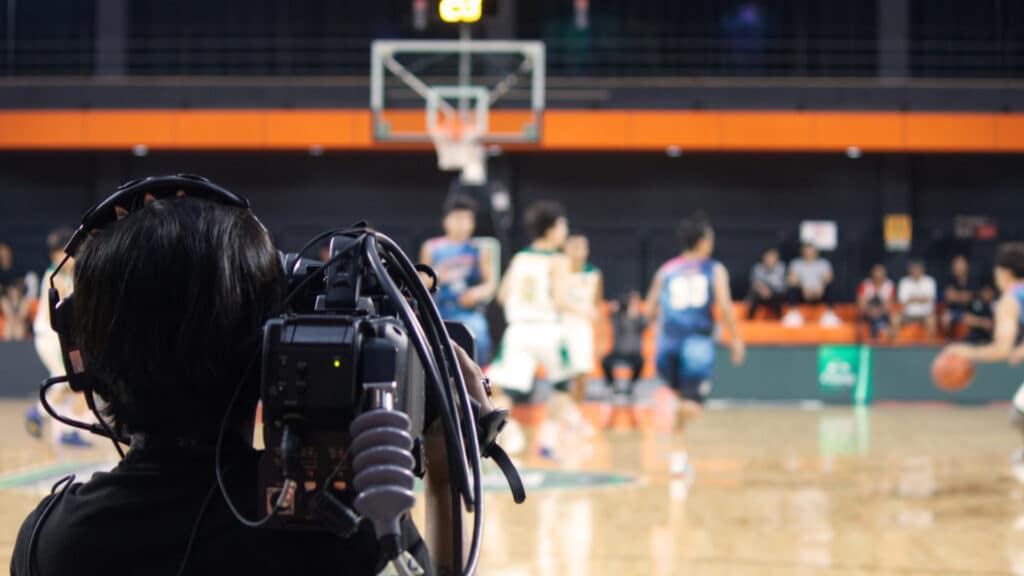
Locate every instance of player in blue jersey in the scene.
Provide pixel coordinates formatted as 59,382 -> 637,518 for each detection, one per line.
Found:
420,194 -> 498,364
645,211 -> 745,478
943,244 -> 1024,465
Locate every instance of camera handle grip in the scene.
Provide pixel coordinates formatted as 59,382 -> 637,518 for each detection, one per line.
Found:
472,403 -> 526,504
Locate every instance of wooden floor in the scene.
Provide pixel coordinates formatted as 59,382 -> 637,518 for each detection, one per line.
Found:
2,400 -> 1023,575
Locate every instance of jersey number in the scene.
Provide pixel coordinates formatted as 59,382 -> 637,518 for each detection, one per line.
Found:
519,277 -> 537,304
668,275 -> 709,310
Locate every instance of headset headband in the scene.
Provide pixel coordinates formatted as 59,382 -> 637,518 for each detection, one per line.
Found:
64,173 -> 253,258
49,173 -> 258,396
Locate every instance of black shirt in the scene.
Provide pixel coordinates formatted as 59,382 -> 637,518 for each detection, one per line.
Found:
610,312 -> 648,356
11,443 -> 429,576
944,275 -> 976,313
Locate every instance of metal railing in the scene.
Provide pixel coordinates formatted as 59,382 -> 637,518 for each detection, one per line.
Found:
1,35 -> 1021,78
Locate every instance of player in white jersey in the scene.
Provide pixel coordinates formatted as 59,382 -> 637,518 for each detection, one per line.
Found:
488,201 -> 591,458
564,235 -> 603,403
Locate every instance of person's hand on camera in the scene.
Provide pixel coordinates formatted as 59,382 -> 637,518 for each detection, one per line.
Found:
452,342 -> 494,416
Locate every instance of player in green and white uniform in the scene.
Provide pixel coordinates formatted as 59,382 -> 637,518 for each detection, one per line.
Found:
490,203 -> 574,397
564,235 -> 604,403
488,201 -> 591,458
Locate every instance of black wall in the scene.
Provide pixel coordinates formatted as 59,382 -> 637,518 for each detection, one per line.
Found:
1,151 -> 1022,301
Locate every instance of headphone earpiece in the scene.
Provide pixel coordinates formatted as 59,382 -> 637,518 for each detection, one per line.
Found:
49,288 -> 95,393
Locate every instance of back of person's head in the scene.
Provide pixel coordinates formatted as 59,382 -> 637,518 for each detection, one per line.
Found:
524,200 -> 567,241
72,197 -> 283,439
677,211 -> 713,253
996,243 -> 1024,281
47,228 -> 73,260
443,194 -> 479,217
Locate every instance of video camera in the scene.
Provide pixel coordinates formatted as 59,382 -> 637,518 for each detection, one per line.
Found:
256,226 -> 524,574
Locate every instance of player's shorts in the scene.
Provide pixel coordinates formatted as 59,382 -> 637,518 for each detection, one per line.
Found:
655,333 -> 715,404
445,309 -> 492,366
34,333 -> 66,378
562,317 -> 595,377
486,321 -> 573,396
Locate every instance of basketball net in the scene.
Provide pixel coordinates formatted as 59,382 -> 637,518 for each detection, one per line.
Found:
429,117 -> 487,185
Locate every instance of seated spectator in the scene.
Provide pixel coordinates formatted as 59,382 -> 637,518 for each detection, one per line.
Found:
601,291 -> 647,396
895,260 -> 938,339
783,243 -> 840,327
942,255 -> 975,335
963,284 -> 997,343
857,263 -> 895,341
0,243 -> 31,341
746,247 -> 786,319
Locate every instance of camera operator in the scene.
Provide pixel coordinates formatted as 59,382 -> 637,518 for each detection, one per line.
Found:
11,195 -> 491,576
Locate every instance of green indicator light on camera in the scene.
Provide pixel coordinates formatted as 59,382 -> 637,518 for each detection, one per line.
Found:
333,359 -> 341,369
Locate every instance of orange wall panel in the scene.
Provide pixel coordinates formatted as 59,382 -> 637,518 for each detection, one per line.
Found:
810,112 -> 906,151
1,109 -> 1024,153
905,113 -> 996,151
82,111 -> 176,148
995,114 -> 1024,152
542,110 -> 629,149
721,112 -> 814,150
626,111 -> 722,149
264,110 -> 362,148
171,111 -> 267,149
0,111 -> 84,148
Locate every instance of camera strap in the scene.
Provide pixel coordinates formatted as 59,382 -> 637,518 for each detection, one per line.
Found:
474,407 -> 526,504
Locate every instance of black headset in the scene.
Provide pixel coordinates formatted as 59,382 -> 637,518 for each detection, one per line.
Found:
45,174 -> 258,441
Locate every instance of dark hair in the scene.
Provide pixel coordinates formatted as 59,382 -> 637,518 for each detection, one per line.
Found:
72,198 -> 283,438
997,243 -> 1024,279
443,194 -> 479,217
677,211 -> 712,251
47,227 -> 73,255
524,200 -> 566,240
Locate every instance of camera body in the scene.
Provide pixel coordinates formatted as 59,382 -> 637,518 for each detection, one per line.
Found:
257,314 -> 426,526
257,234 -> 427,529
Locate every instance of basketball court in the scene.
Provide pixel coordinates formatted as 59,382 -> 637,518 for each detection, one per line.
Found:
1,400 -> 1022,574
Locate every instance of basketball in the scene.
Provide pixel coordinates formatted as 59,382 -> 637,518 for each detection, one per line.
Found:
931,350 -> 976,392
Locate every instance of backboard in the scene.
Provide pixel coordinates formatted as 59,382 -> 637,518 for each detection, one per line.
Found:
370,39 -> 546,184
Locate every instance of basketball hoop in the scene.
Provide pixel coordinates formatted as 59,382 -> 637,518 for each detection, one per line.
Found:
427,89 -> 488,184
